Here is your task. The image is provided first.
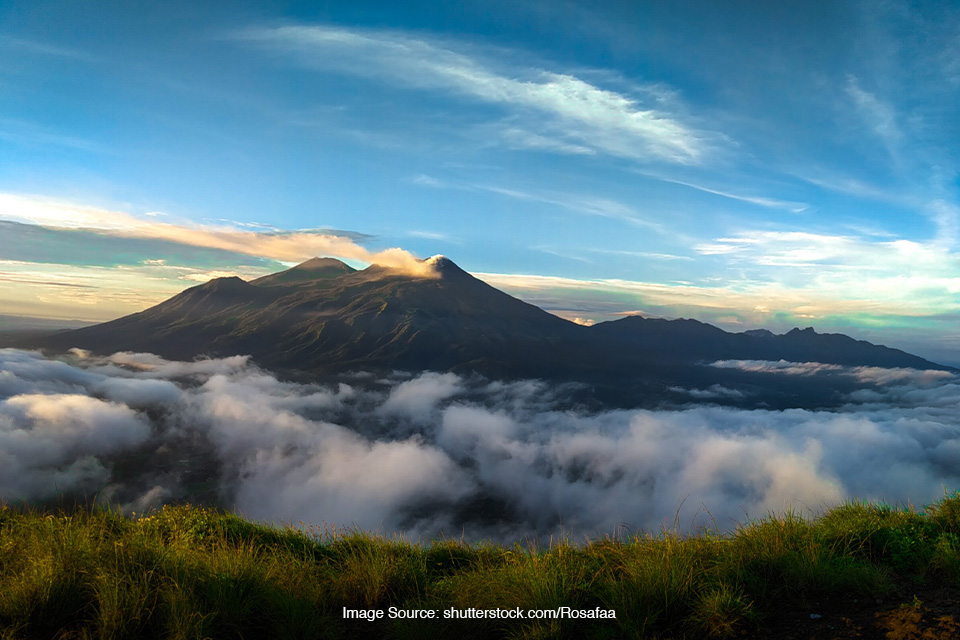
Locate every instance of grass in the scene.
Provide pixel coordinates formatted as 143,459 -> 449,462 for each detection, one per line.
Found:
4,494 -> 960,639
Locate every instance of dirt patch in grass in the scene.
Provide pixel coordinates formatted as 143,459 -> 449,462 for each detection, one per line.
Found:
753,586 -> 960,639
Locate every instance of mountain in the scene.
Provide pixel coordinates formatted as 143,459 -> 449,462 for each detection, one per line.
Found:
14,256 -> 953,408
32,256 -> 586,378
592,316 -> 938,370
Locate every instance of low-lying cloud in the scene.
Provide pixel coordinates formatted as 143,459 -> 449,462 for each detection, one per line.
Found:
2,349 -> 959,541
713,358 -> 956,386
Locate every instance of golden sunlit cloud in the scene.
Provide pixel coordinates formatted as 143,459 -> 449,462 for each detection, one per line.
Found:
0,193 -> 438,278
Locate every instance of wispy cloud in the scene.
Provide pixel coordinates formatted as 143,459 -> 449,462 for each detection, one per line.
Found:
695,231 -> 873,265
944,31 -> 960,86
588,248 -> 693,261
407,230 -> 459,243
640,172 -> 808,213
0,118 -> 107,153
0,36 -> 97,62
410,174 -> 445,188
496,125 -> 597,156
530,246 -> 592,264
0,193 -> 437,277
409,174 -> 669,234
797,170 -> 960,251
0,275 -> 95,289
695,229 -> 959,274
797,172 -> 911,204
0,264 -> 182,321
237,24 -> 716,165
929,199 -> 960,249
481,185 -> 669,233
846,75 -> 901,159
0,253 -> 275,321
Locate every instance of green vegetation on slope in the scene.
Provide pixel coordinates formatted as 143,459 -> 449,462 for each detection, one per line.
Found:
3,494 -> 960,639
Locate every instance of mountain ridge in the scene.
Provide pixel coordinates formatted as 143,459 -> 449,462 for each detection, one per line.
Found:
10,256 -> 953,408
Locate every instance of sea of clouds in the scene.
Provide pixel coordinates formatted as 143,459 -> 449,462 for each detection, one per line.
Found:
1,348 -> 959,542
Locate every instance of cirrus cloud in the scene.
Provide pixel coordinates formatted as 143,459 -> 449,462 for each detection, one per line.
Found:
237,24 -> 716,165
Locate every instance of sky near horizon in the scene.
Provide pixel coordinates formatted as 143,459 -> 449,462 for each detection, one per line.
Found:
1,1 -> 960,364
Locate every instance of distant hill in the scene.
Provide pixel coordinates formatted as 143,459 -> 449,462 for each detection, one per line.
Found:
591,316 -> 938,370
0,315 -> 96,351
13,256 -> 953,408
0,314 -> 95,331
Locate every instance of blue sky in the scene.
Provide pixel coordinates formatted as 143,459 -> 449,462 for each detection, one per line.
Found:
2,0 -> 960,364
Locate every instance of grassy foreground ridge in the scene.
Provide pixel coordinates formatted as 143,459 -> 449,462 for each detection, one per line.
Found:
4,495 -> 960,639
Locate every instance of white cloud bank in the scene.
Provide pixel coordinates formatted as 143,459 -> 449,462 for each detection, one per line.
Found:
2,349 -> 959,541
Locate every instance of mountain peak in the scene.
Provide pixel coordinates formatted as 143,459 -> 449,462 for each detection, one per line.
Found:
251,256 -> 356,286
296,257 -> 353,270
423,254 -> 469,278
200,276 -> 250,291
